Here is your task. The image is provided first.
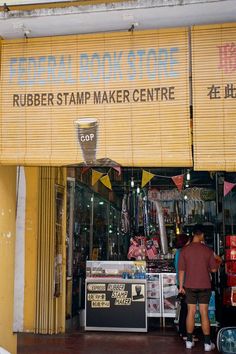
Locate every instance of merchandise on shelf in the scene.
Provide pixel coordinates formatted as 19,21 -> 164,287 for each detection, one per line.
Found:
226,235 -> 236,248
225,248 -> 236,261
225,261 -> 236,274
227,274 -> 236,287
195,310 -> 215,325
147,259 -> 175,273
86,260 -> 146,279
223,287 -> 236,307
224,234 -> 236,305
208,291 -> 216,310
148,298 -> 161,313
127,236 -> 160,261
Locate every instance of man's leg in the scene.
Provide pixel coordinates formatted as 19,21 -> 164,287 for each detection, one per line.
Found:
185,288 -> 197,347
186,304 -> 196,336
199,303 -> 210,336
198,290 -> 215,350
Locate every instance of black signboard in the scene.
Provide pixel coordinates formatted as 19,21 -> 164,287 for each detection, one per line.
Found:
85,279 -> 147,332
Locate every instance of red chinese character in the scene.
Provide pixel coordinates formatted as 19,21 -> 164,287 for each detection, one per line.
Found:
218,43 -> 236,74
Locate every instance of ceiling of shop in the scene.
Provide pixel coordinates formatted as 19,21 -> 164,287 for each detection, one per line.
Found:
0,0 -> 236,39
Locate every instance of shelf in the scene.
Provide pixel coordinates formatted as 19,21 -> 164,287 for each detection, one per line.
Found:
147,313 -> 162,318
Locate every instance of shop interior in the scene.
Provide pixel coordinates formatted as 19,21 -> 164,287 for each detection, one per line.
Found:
65,167 -> 236,328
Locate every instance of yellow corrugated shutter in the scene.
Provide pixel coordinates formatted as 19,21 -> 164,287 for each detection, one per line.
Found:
35,167 -> 66,334
0,29 -> 192,167
192,23 -> 236,171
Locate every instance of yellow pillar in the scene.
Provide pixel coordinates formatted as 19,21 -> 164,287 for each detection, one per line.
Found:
0,166 -> 17,354
23,167 -> 39,332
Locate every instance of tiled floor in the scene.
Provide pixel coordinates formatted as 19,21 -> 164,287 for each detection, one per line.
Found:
18,327 -> 219,354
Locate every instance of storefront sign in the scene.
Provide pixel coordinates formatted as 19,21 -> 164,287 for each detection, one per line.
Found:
192,23 -> 236,171
0,29 -> 191,166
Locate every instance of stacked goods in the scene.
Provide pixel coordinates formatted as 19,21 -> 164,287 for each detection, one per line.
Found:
225,235 -> 236,289
127,236 -> 160,261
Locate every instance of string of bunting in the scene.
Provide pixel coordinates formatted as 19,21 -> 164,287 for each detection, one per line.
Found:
91,169 -> 112,190
82,167 -> 236,196
141,169 -> 185,191
83,167 -> 186,191
87,166 -> 121,190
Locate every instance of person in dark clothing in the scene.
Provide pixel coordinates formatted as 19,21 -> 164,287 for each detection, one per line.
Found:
174,233 -> 189,339
178,224 -> 220,352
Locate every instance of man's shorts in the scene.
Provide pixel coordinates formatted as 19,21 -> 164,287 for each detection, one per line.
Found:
185,288 -> 211,304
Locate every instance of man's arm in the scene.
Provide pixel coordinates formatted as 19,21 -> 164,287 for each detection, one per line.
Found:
178,270 -> 185,294
209,252 -> 222,273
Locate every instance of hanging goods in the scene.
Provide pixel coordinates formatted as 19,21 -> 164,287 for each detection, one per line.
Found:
154,201 -> 168,254
121,194 -> 130,234
143,195 -> 150,237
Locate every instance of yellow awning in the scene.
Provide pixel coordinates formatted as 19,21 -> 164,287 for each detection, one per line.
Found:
192,23 -> 236,171
0,29 -> 192,167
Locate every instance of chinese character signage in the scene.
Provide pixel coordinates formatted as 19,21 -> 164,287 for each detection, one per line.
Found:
0,29 -> 191,167
192,24 -> 236,171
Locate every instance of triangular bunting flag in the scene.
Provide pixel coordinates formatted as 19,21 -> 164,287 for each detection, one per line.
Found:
113,166 -> 121,176
172,174 -> 184,191
100,174 -> 112,190
91,169 -> 103,186
224,181 -> 236,197
141,170 -> 155,188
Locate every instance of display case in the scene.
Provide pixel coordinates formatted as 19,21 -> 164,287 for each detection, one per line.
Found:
162,273 -> 178,317
146,272 -> 178,323
85,261 -> 147,332
146,273 -> 161,317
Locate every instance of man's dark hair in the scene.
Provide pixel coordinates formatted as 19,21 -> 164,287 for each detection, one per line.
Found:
175,233 -> 189,249
192,223 -> 204,236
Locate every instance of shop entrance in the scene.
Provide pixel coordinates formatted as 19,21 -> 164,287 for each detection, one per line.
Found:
65,167 -> 221,330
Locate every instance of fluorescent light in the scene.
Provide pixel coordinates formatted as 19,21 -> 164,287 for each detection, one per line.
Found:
131,177 -> 134,188
186,170 -> 191,181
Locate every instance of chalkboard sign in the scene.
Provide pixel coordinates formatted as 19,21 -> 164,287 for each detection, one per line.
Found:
85,278 -> 147,332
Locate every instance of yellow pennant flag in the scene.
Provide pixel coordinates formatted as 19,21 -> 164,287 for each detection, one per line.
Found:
141,170 -> 155,188
92,169 -> 103,186
100,174 -> 112,190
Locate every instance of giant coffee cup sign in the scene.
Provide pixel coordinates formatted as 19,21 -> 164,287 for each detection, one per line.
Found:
75,118 -> 98,165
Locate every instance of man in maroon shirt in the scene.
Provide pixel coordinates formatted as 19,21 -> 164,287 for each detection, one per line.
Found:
178,224 -> 220,352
